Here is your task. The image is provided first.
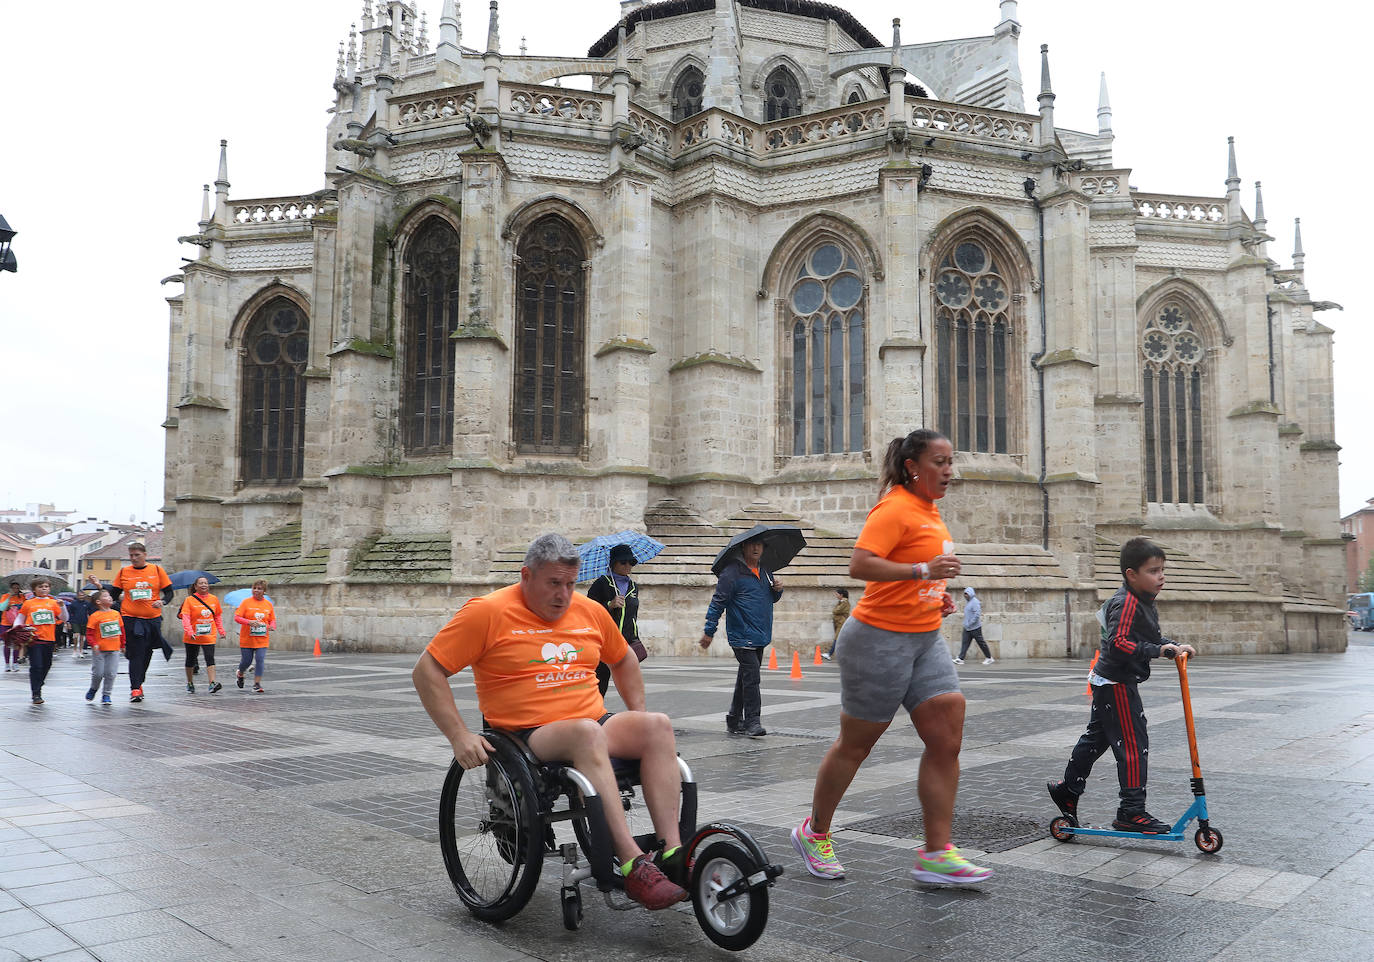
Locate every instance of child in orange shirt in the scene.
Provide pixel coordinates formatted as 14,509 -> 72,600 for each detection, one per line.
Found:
16,578 -> 67,704
233,580 -> 276,693
85,591 -> 124,705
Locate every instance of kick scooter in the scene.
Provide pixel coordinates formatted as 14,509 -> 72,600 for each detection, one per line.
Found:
1049,653 -> 1223,853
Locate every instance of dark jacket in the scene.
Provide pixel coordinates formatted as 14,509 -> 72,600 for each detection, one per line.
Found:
1094,583 -> 1171,684
67,597 -> 95,628
587,573 -> 639,645
703,560 -> 782,649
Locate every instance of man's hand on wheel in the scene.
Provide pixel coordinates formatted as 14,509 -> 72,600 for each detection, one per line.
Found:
452,730 -> 494,769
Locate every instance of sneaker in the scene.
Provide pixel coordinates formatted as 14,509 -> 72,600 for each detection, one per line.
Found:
100,694 -> 112,705
820,651 -> 832,660
32,696 -> 44,705
209,682 -> 222,694
791,817 -> 845,878
740,724 -> 767,737
186,683 -> 196,693
1112,811 -> 1171,834
253,683 -> 265,693
1046,780 -> 1079,822
236,670 -> 245,689
952,657 -> 965,665
652,844 -> 691,889
622,853 -> 688,909
130,688 -> 143,703
982,657 -> 995,665
911,844 -> 993,885
725,715 -> 742,735
85,688 -> 97,701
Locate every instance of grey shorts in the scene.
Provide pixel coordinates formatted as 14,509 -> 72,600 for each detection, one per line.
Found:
835,618 -> 961,722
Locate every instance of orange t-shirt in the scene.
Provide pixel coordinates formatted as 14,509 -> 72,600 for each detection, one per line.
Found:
179,592 -> 223,644
113,564 -> 171,619
18,597 -> 64,643
850,486 -> 952,633
236,598 -> 275,647
87,610 -> 125,652
426,583 -> 630,730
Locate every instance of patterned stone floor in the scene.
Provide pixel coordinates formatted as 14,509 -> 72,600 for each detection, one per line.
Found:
1,633 -> 1371,961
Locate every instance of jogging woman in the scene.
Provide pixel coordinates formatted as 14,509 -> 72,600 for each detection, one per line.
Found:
792,428 -> 992,886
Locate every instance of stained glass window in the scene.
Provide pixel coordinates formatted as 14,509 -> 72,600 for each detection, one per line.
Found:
765,67 -> 802,121
240,297 -> 308,483
787,240 -> 866,455
1142,301 -> 1207,504
515,216 -> 585,456
672,67 -> 704,122
403,218 -> 459,455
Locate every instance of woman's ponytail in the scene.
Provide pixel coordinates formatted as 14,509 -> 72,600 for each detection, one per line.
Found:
877,429 -> 948,495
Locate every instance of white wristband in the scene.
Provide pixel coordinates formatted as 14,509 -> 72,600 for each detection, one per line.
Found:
912,562 -> 930,581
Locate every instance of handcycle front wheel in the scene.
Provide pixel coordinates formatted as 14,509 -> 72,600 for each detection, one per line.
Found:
690,840 -> 769,951
437,736 -> 544,921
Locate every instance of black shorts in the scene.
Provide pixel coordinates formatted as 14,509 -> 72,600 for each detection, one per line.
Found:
513,711 -> 614,747
185,643 -> 216,667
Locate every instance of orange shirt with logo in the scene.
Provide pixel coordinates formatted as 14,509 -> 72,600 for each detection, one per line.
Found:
851,486 -> 952,633
236,598 -> 275,648
113,564 -> 172,619
18,597 -> 65,643
87,610 -> 125,652
179,592 -> 223,644
426,583 -> 630,730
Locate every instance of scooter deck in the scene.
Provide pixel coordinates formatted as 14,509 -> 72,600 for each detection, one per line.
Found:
1058,825 -> 1186,842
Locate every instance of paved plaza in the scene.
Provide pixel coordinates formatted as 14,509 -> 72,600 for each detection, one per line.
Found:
1,634 -> 1371,962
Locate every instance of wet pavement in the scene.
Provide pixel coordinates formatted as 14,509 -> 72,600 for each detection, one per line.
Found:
2,633 -> 1371,961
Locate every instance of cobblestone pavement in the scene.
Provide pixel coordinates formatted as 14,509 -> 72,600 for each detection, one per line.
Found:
2,633 -> 1371,962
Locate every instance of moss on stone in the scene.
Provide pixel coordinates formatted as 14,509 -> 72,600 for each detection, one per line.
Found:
594,337 -> 657,358
669,352 -> 760,373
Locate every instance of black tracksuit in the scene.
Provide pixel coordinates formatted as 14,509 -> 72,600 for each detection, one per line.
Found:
1061,583 -> 1174,814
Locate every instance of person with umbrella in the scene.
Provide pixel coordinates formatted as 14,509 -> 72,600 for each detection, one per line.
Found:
792,429 -> 992,886
2,580 -> 26,671
698,529 -> 787,737
586,544 -> 650,696
109,540 -> 173,703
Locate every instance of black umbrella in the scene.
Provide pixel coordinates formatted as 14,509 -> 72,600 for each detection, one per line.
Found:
4,568 -> 70,589
711,524 -> 807,576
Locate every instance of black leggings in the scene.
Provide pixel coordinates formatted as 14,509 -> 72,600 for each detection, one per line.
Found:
185,643 -> 216,668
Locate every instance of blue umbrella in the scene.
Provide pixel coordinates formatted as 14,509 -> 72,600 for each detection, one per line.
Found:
169,569 -> 221,591
576,530 -> 665,582
223,588 -> 273,610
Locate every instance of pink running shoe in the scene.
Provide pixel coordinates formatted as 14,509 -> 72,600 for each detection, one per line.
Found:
910,844 -> 993,885
791,817 -> 845,878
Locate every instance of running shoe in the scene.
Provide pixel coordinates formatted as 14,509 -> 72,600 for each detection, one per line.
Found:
791,817 -> 845,878
186,683 -> 195,693
952,657 -> 965,665
253,683 -> 265,693
209,682 -> 222,694
32,696 -> 44,705
100,694 -> 112,705
85,688 -> 97,701
911,844 -> 993,885
1112,811 -> 1171,834
1046,780 -> 1079,821
982,657 -> 995,665
652,843 -> 691,889
622,853 -> 688,909
130,688 -> 144,703
236,669 -> 245,689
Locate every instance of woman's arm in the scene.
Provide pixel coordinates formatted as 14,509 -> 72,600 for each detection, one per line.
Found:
849,548 -> 962,582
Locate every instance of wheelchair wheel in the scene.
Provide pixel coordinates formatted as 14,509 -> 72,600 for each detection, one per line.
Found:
690,840 -> 768,951
438,738 -> 543,922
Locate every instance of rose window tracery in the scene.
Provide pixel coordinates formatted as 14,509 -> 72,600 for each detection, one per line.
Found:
1141,300 -> 1208,505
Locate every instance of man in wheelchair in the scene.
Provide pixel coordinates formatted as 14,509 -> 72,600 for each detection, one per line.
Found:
414,533 -> 688,910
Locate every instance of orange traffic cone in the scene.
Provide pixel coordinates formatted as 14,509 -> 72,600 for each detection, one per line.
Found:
313,637 -> 322,657
790,650 -> 803,680
767,647 -> 778,670
813,645 -> 823,666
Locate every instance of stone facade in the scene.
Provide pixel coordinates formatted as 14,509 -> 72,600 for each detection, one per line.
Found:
161,0 -> 1346,657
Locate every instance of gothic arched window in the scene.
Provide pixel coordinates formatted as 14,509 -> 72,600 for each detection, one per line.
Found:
934,238 -> 1016,454
787,239 -> 866,455
671,66 -> 705,122
1142,301 -> 1207,504
515,216 -> 586,456
765,66 -> 802,121
240,297 -> 308,483
403,218 -> 460,455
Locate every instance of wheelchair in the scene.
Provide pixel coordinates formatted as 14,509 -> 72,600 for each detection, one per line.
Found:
437,729 -> 783,951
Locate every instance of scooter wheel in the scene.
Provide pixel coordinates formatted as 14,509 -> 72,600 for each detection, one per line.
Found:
1194,827 -> 1223,853
560,887 -> 582,930
690,840 -> 768,951
1049,816 -> 1076,842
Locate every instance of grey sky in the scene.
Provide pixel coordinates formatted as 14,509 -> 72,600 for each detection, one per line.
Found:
0,0 -> 1363,525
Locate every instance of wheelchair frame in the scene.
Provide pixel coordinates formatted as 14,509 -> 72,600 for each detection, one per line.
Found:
438,729 -> 783,951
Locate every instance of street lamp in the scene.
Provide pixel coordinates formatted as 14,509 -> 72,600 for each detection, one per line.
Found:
0,214 -> 15,274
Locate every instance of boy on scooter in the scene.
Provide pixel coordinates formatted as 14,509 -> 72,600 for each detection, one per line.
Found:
1047,538 -> 1196,833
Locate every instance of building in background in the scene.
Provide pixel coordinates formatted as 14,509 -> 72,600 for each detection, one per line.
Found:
80,532 -> 164,584
1341,499 -> 1374,593
161,0 -> 1347,654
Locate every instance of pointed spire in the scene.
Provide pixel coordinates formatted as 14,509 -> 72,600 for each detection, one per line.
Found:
1226,136 -> 1239,185
1096,71 -> 1112,136
200,184 -> 211,225
379,26 -> 392,69
1253,181 -> 1267,232
486,0 -> 500,55
1293,217 -> 1305,270
361,0 -> 373,24
1039,44 -> 1053,97
614,25 -> 626,71
418,11 -> 428,52
520,35 -> 527,56
891,17 -> 902,66
1225,137 -> 1241,223
213,140 -> 230,227
216,139 -> 229,187
347,23 -> 357,76
438,0 -> 460,59
336,40 -> 346,77
1037,44 -> 1055,146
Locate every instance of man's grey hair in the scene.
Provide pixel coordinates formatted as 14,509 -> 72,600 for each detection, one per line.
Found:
524,533 -> 580,570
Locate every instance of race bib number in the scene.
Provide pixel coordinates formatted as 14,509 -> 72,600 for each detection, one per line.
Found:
31,610 -> 55,625
194,623 -> 212,636
99,621 -> 121,638
250,623 -> 268,637
130,588 -> 153,601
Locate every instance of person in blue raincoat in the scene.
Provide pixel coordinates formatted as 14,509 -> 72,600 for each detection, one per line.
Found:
699,536 -> 782,737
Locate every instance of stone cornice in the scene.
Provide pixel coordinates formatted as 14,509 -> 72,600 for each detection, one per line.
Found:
1226,400 -> 1280,419
172,494 -> 225,504
1094,393 -> 1143,406
328,338 -> 396,359
669,352 -> 760,374
1299,440 -> 1341,453
175,396 -> 230,412
594,337 -> 657,358
878,337 -> 925,358
1037,348 -> 1097,369
451,325 -> 509,349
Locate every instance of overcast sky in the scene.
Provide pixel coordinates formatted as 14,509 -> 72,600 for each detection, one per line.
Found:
1,0 -> 1365,527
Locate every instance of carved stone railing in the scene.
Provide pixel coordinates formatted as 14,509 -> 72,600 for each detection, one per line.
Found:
230,197 -> 322,226
394,84 -> 480,129
627,105 -> 673,151
760,101 -> 887,154
503,84 -> 612,126
910,101 -> 1036,146
1134,193 -> 1226,223
1075,174 -> 1123,196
